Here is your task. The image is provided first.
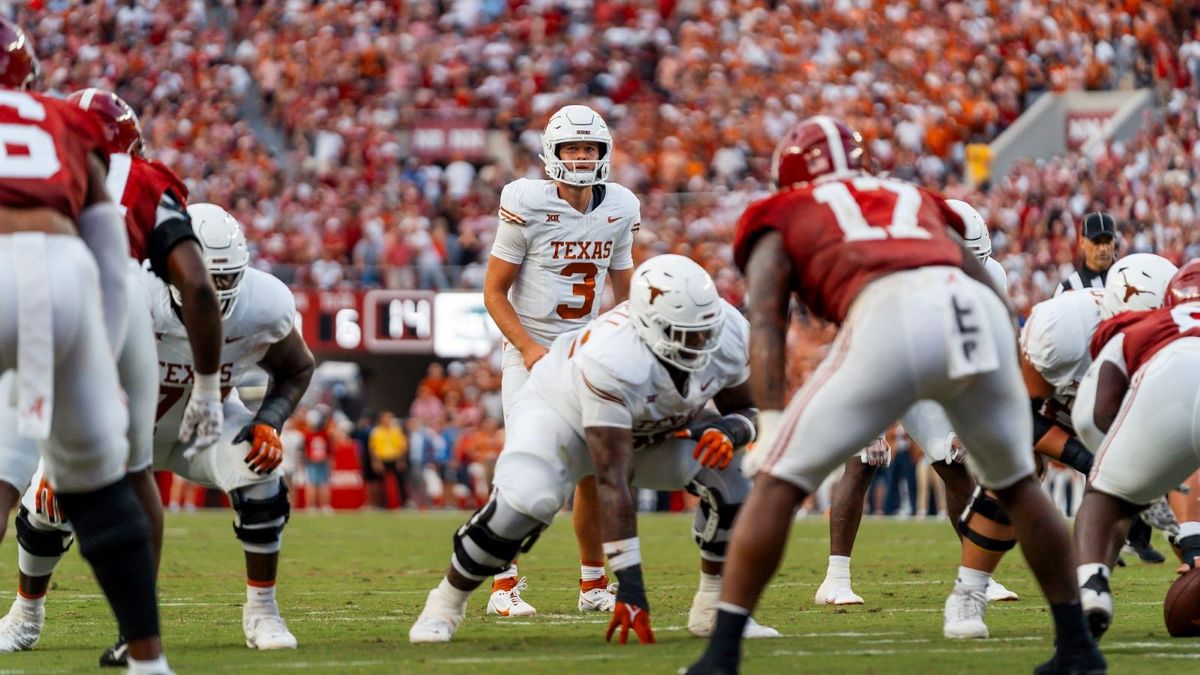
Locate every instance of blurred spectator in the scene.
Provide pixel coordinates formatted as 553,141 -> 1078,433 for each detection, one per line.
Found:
302,407 -> 334,512
369,412 -> 410,509
455,416 -> 504,506
352,412 -> 384,509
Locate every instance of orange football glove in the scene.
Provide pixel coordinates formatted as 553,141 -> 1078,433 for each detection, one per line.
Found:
34,475 -> 62,525
606,601 -> 656,644
676,428 -> 735,470
236,423 -> 284,475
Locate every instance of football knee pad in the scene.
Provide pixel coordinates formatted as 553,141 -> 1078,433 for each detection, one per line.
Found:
14,506 -> 73,558
688,478 -> 743,562
230,480 -> 290,554
451,491 -> 546,582
957,487 -> 1016,552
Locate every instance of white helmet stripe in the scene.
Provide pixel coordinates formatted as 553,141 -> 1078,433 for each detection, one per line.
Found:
78,87 -> 97,110
811,115 -> 847,173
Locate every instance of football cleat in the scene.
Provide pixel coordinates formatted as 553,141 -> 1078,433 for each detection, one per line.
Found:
687,588 -> 779,639
943,588 -> 989,639
409,588 -> 466,644
579,577 -> 616,612
814,578 -> 864,605
486,577 -> 536,617
1034,646 -> 1107,675
243,603 -> 298,650
98,635 -> 128,667
1080,572 -> 1113,640
986,578 -> 1019,602
0,603 -> 43,652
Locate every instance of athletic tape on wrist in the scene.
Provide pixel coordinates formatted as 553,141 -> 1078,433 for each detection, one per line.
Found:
193,372 -> 221,399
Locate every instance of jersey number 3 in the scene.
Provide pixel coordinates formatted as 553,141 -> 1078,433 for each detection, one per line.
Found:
557,262 -> 598,319
814,177 -> 932,242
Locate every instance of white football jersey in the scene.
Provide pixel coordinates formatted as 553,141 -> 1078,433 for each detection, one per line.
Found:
150,268 -> 296,445
490,178 -> 639,346
1020,288 -> 1103,401
526,300 -> 749,445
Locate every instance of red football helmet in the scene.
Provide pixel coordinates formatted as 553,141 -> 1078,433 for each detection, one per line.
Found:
67,88 -> 144,155
0,18 -> 39,90
771,116 -> 865,188
1166,259 -> 1200,308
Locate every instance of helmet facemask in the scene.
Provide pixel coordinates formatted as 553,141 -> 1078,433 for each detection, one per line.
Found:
539,104 -> 613,187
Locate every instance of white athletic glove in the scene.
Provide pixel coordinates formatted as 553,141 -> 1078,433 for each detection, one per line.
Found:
859,436 -> 892,467
179,372 -> 223,458
946,433 -> 966,464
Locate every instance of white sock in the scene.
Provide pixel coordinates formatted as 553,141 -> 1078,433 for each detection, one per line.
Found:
493,565 -> 517,582
1077,563 -> 1110,588
14,592 -> 44,614
580,563 -> 605,583
247,584 -> 276,605
826,555 -> 851,580
698,572 -> 723,594
955,566 -> 990,594
1179,521 -> 1200,539
126,655 -> 170,675
716,601 -> 749,615
436,577 -> 472,611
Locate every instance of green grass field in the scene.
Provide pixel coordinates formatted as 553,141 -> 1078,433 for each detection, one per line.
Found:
0,510 -> 1189,673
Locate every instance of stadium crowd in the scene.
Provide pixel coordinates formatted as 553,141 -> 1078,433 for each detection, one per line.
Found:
10,0 -> 1200,511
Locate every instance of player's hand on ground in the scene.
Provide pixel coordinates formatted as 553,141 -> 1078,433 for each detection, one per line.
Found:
860,437 -> 892,467
236,423 -> 284,475
179,390 -> 223,452
522,343 -> 549,371
34,475 -> 62,525
606,601 -> 655,644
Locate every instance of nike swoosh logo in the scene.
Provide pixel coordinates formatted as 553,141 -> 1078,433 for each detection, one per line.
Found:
700,379 -> 714,392
224,335 -> 245,344
608,216 -> 620,223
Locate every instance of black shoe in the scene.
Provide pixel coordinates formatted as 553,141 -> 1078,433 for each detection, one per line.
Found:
99,635 -> 128,668
1123,541 -> 1166,564
1080,573 -> 1113,641
1034,646 -> 1107,674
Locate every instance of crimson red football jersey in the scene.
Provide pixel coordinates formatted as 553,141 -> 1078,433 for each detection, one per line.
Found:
1104,303 -> 1200,376
0,90 -> 106,221
733,174 -> 966,323
105,153 -> 189,262
1089,311 -> 1145,360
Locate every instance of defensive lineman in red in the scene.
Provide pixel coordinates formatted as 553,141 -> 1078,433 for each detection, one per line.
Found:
685,116 -> 1104,675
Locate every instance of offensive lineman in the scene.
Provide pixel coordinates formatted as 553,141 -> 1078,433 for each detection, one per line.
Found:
1074,260 -> 1200,638
0,87 -> 224,665
813,199 -> 1018,610
0,18 -> 171,675
686,117 -> 1104,674
0,204 -> 313,653
482,104 -> 637,615
410,255 -> 777,643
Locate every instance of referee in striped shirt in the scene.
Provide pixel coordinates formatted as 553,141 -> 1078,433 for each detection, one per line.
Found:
1054,211 -> 1116,296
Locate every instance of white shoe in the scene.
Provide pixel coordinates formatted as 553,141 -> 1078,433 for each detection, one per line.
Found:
686,588 -> 778,638
485,577 -> 537,617
578,581 -> 616,612
409,588 -> 466,643
243,603 -> 298,650
0,604 -> 43,652
1080,572 -> 1113,639
986,578 -> 1019,602
943,588 -> 989,639
742,617 -> 781,639
814,578 -> 864,605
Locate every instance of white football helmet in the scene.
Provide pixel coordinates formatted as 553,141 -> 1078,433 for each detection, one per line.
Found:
539,104 -> 612,187
946,199 -> 991,261
174,203 -> 249,319
1099,253 -> 1179,319
629,255 -> 724,372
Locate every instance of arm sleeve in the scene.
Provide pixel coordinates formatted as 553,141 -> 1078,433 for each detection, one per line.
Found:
145,188 -> 200,281
574,357 -> 634,429
489,220 -> 528,265
77,202 -> 130,354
